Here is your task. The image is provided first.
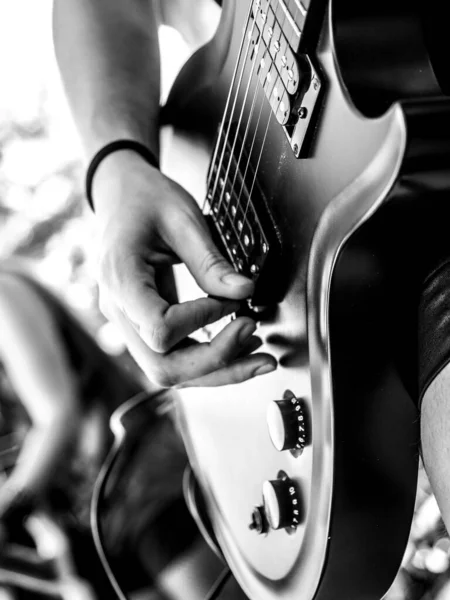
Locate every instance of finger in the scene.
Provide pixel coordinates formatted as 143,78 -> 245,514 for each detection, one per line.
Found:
115,257 -> 241,352
180,354 -> 277,388
112,309 -> 276,387
170,214 -> 254,300
236,335 -> 263,357
132,292 -> 241,352
161,317 -> 276,385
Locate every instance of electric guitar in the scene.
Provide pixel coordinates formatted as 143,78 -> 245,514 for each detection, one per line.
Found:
143,1 -> 450,599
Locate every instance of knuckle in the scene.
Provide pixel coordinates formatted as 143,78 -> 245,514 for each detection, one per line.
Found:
191,304 -> 209,332
148,321 -> 172,353
213,349 -> 229,371
96,244 -> 141,293
199,251 -> 227,276
151,366 -> 176,388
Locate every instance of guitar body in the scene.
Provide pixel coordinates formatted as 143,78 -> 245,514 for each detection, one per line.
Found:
161,1 -> 450,599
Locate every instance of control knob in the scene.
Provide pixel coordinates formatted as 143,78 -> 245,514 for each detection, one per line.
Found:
267,393 -> 307,453
262,472 -> 301,530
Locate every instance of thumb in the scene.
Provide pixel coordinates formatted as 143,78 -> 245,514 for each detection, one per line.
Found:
175,217 -> 254,300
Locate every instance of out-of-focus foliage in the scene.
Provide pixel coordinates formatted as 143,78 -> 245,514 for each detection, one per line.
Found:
0,0 -> 128,358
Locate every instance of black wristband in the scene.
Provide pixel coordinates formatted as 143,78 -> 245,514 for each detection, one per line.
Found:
85,140 -> 160,211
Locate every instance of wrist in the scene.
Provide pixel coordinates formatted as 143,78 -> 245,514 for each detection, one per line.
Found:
91,148 -> 160,219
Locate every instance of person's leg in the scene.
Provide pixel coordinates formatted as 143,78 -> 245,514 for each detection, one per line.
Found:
421,365 -> 450,531
419,256 -> 450,533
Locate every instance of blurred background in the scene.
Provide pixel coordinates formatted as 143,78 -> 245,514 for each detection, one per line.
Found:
0,1 -> 449,599
0,0 -> 105,351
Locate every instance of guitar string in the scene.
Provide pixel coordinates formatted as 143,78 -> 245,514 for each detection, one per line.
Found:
240,0 -> 304,244
232,0 -> 293,228
230,0 -> 298,253
204,2 -> 254,205
210,6 -> 264,226
207,0 -> 303,272
206,4 -> 258,216
210,9 -> 266,253
207,0 -> 290,255
221,27 -> 268,258
212,0 -> 293,258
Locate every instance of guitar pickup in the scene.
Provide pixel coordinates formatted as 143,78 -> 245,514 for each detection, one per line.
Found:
204,133 -> 284,304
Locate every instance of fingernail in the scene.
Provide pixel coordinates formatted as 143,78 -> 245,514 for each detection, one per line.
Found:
221,272 -> 253,288
253,363 -> 276,376
238,322 -> 257,344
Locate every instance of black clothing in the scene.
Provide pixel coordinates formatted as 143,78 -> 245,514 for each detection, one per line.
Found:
419,257 -> 450,407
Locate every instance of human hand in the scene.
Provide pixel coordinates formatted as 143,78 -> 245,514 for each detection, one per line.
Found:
92,151 -> 277,387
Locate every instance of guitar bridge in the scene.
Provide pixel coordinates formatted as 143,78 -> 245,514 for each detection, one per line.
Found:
250,0 -> 323,158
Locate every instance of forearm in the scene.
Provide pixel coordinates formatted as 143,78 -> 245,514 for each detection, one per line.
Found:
53,0 -> 161,158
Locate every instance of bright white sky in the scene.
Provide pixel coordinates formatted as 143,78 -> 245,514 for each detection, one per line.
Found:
0,0 -> 188,145
0,0 -> 80,154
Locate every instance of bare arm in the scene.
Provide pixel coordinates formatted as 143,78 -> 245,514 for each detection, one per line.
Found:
53,0 -> 276,388
0,276 -> 81,517
53,0 -> 161,159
